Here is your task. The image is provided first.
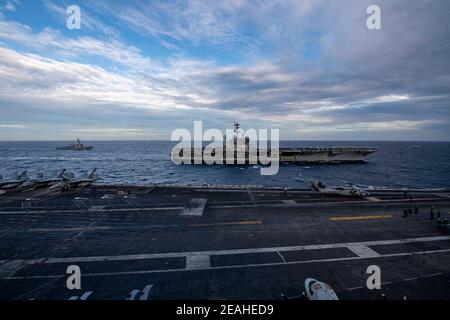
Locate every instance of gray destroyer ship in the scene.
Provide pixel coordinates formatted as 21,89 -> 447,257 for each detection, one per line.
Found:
57,138 -> 93,151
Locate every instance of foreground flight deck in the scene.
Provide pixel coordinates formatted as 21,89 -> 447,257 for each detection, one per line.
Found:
0,184 -> 449,300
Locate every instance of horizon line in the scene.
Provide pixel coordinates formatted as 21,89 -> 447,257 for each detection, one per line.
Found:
0,139 -> 449,143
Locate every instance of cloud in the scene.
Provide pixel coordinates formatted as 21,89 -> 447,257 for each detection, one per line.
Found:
0,124 -> 25,128
81,0 -> 259,52
43,0 -> 119,37
0,47 -> 193,112
5,1 -> 16,12
0,19 -> 162,72
69,127 -> 166,139
0,0 -> 449,140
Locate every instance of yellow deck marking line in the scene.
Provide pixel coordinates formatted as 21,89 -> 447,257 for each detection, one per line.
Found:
329,215 -> 392,221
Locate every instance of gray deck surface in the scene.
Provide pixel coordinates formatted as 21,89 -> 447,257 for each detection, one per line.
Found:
0,185 -> 449,300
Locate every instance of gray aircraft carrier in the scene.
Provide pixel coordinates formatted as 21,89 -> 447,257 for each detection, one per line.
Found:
0,184 -> 450,300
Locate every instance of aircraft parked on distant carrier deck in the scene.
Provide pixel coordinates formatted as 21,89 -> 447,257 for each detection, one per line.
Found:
0,171 -> 30,189
49,168 -> 98,191
311,181 -> 369,197
18,169 -> 68,190
1,169 -> 98,194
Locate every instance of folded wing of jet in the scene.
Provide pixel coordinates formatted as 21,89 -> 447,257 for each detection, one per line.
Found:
1,169 -> 97,194
69,168 -> 98,188
18,169 -> 67,190
49,168 -> 98,191
0,171 -> 30,189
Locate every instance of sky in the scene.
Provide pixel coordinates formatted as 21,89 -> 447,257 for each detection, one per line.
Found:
0,0 -> 449,141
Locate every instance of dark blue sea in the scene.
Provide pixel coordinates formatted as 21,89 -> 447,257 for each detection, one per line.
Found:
0,141 -> 449,189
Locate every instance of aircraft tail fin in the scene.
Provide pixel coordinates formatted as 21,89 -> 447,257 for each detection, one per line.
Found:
62,171 -> 75,181
88,168 -> 97,180
17,171 -> 29,182
56,169 -> 67,178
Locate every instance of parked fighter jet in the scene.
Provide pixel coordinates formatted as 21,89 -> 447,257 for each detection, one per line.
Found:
0,171 -> 30,189
49,169 -> 97,191
311,181 -> 369,197
18,169 -> 67,190
304,278 -> 339,300
69,169 -> 98,188
0,177 -> 5,195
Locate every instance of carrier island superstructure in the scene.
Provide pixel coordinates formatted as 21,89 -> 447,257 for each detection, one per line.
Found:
174,122 -> 377,164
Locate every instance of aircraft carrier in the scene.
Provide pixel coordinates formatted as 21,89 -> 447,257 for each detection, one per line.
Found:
175,123 -> 378,164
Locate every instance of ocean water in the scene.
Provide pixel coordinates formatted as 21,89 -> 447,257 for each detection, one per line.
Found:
0,141 -> 449,189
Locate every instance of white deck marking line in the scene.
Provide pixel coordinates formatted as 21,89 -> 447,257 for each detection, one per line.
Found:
277,251 -> 287,263
347,244 -> 381,258
282,200 -> 297,206
185,254 -> 211,270
1,235 -> 449,266
68,291 -> 93,300
180,198 -> 208,216
404,277 -> 419,281
247,189 -> 256,206
25,220 -> 261,233
346,272 -> 448,291
366,197 -> 382,202
5,248 -> 450,280
1,194 -> 449,215
88,205 -> 106,212
0,260 -> 30,278
346,285 -> 364,291
13,276 -> 63,300
84,206 -> 184,212
28,226 -> 112,232
73,221 -> 101,240
208,197 -> 450,209
0,207 -> 183,215
0,210 -> 50,215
